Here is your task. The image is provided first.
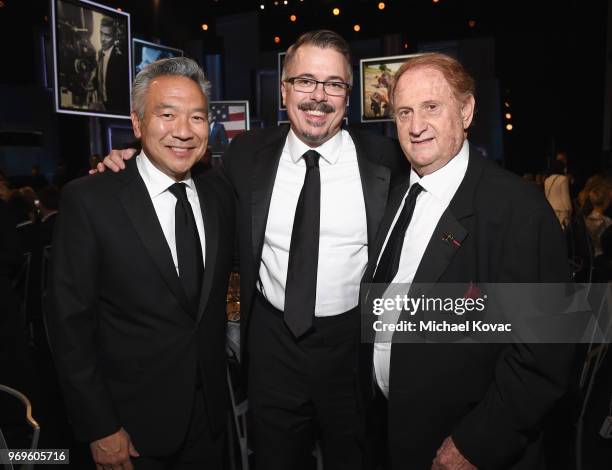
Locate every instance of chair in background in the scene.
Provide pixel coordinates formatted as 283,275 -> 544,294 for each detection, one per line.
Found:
10,252 -> 31,333
0,384 -> 40,470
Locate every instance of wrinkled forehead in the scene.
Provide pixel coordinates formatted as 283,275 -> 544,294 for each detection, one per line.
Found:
395,66 -> 457,104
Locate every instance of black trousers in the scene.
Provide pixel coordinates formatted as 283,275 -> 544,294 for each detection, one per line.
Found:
133,388 -> 224,470
247,293 -> 364,470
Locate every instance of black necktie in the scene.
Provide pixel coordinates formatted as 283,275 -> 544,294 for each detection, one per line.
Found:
373,182 -> 424,284
168,182 -> 204,312
284,150 -> 321,338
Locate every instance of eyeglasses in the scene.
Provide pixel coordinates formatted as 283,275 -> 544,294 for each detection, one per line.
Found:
284,77 -> 351,97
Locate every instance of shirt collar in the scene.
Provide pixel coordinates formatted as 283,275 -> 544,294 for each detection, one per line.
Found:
286,128 -> 344,165
136,152 -> 194,199
409,139 -> 469,201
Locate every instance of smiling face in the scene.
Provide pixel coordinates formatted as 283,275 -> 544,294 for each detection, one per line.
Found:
281,45 -> 349,147
131,75 -> 208,181
393,66 -> 474,176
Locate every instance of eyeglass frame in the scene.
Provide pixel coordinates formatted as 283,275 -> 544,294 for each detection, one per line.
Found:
283,76 -> 352,97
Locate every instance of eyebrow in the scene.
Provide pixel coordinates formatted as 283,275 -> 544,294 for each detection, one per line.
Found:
295,73 -> 347,82
155,103 -> 207,113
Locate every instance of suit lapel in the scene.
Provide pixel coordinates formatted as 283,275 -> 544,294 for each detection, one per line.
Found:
251,125 -> 290,263
194,177 -> 218,323
412,145 -> 483,285
118,159 -> 193,317
349,129 -> 392,260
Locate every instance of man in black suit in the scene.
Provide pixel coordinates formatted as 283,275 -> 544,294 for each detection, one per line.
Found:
47,57 -> 234,470
362,53 -> 574,469
98,30 -> 408,470
97,16 -> 129,114
208,113 -> 229,154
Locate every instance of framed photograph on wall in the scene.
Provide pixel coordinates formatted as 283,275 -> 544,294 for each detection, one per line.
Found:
106,122 -> 136,153
359,54 -> 420,123
208,101 -> 250,156
51,0 -> 131,119
132,38 -> 183,76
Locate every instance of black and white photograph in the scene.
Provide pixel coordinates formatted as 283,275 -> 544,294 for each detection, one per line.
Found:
52,0 -> 131,118
132,38 -> 183,76
360,54 -> 419,122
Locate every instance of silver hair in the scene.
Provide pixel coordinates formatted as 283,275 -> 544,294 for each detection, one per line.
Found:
131,56 -> 211,119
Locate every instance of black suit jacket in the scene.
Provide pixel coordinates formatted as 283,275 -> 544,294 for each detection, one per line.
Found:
209,121 -> 229,154
104,45 -> 130,115
47,158 -> 235,456
363,145 -> 574,469
220,124 -> 409,359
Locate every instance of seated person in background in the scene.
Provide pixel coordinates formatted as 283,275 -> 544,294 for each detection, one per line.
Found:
37,185 -> 60,248
544,159 -> 572,228
585,182 -> 612,257
593,225 -> 612,282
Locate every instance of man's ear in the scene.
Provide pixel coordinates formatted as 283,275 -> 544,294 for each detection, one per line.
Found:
280,81 -> 287,107
461,95 -> 475,130
131,111 -> 142,139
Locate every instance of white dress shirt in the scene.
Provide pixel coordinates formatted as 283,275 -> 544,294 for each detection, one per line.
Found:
258,129 -> 368,316
373,140 -> 469,397
136,152 -> 206,274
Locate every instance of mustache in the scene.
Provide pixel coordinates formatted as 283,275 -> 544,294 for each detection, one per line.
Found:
298,102 -> 335,114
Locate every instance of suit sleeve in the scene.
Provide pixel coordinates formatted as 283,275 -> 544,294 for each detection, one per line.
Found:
219,136 -> 241,271
452,205 -> 576,468
47,183 -> 120,443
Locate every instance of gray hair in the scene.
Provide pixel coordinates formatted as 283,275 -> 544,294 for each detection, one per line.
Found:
131,56 -> 211,119
281,29 -> 353,87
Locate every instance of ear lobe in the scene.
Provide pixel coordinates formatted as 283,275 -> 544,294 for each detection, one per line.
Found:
280,81 -> 287,107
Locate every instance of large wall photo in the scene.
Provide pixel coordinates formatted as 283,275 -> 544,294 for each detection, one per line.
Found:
360,54 -> 419,122
132,38 -> 183,76
52,0 -> 131,119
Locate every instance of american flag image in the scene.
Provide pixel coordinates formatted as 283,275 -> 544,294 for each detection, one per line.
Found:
209,102 -> 248,141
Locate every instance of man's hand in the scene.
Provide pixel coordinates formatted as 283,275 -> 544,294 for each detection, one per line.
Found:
89,148 -> 137,174
90,427 -> 140,470
431,436 -> 477,470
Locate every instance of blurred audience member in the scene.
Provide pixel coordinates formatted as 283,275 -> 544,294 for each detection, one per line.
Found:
52,161 -> 69,188
577,174 -> 603,214
7,189 -> 38,256
0,173 -> 10,201
38,186 -> 60,248
0,197 -> 27,382
29,164 -> 49,191
593,225 -> 612,281
585,182 -> 612,256
544,159 -> 572,228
